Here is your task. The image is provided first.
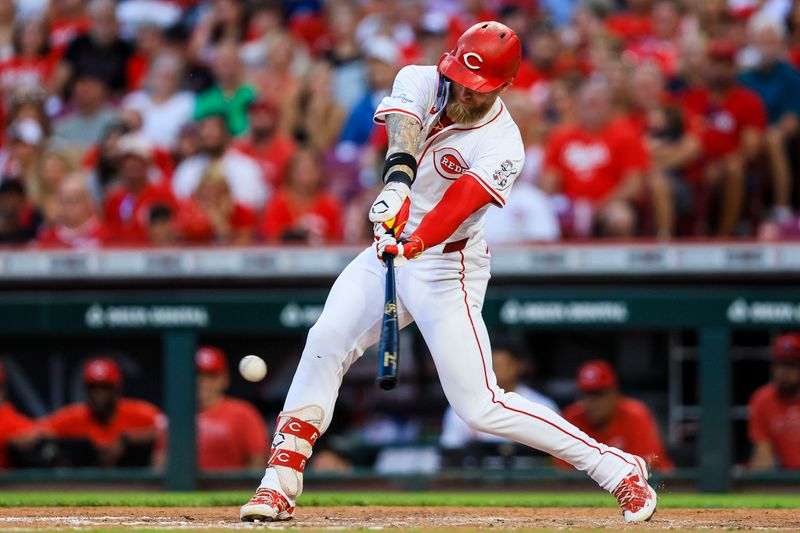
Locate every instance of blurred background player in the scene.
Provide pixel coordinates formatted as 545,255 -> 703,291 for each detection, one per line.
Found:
560,360 -> 673,471
440,346 -> 559,449
37,357 -> 163,467
194,346 -> 268,471
0,360 -> 35,469
749,333 -> 800,470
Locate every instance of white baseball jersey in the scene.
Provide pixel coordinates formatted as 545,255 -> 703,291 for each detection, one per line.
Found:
257,64 -> 641,506
373,65 -> 525,243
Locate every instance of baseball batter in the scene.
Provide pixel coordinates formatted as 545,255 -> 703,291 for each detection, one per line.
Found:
241,22 -> 657,524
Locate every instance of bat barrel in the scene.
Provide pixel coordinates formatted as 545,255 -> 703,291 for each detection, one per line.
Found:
377,255 -> 399,390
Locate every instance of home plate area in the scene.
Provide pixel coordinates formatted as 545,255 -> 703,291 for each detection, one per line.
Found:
1,507 -> 800,531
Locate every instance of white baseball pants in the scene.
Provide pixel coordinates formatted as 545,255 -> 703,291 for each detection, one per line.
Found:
264,238 -> 637,492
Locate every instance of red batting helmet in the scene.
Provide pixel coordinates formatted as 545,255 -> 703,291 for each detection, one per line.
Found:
438,21 -> 521,93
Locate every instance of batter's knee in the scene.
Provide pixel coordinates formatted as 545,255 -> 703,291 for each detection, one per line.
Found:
452,398 -> 497,435
301,321 -> 353,365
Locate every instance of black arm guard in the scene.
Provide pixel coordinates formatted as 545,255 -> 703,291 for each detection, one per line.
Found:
382,152 -> 417,187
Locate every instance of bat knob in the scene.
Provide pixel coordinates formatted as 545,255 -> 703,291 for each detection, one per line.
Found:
377,376 -> 396,391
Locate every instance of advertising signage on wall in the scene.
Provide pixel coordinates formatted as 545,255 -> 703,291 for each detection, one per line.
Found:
6,289 -> 800,335
499,300 -> 630,325
84,304 -> 210,329
726,298 -> 800,325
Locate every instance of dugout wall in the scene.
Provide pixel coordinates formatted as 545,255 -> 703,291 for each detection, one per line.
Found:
1,242 -> 800,492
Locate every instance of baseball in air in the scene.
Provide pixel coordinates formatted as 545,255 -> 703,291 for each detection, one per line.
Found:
239,355 -> 268,382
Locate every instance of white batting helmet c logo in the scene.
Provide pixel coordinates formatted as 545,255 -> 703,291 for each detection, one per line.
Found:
463,52 -> 483,70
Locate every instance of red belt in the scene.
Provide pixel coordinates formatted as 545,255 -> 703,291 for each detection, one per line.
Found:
442,238 -> 468,254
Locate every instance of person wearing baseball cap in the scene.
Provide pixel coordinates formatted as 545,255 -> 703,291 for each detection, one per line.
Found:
103,132 -> 177,243
678,38 -> 767,236
0,360 -> 36,469
749,333 -> 800,470
560,360 -> 673,470
38,357 -> 163,467
194,346 -> 268,471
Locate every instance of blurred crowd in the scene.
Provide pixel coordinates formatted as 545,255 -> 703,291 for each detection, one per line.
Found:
2,0 -> 800,246
2,333 -> 799,471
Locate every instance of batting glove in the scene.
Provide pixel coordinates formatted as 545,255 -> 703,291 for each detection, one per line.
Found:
373,197 -> 411,241
369,182 -> 410,225
375,233 -> 424,267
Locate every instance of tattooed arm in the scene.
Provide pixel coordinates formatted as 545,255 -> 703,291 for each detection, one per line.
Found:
384,113 -> 424,183
368,113 -> 423,227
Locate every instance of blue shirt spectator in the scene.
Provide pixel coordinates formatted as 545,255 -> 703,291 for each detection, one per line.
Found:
740,61 -> 800,125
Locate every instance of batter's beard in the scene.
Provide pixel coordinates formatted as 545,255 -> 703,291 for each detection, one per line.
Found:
445,94 -> 494,124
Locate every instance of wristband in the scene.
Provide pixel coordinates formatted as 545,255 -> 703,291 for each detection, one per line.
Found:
385,170 -> 412,188
383,152 -> 417,184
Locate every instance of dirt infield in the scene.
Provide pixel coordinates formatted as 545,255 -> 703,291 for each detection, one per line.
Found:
1,506 -> 799,531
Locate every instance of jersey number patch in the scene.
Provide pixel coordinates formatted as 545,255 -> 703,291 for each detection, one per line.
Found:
434,147 -> 470,181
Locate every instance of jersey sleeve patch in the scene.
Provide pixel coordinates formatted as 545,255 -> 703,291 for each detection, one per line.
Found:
490,160 -> 518,191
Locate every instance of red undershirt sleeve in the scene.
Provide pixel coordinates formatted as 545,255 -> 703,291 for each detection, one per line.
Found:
410,174 -> 495,249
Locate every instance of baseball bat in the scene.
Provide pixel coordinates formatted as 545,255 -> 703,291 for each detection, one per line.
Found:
376,254 -> 399,390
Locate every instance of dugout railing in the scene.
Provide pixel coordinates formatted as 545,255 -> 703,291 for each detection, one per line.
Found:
2,242 -> 800,492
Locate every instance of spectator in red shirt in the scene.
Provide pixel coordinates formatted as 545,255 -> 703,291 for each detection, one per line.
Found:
38,358 -> 164,467
176,162 -> 256,244
103,133 -> 176,243
541,78 -> 648,238
623,0 -> 684,76
679,40 -> 767,235
749,333 -> 800,470
232,97 -> 296,190
606,0 -> 654,43
194,346 -> 268,471
0,360 -> 36,469
36,173 -> 108,248
261,147 -> 344,244
561,360 -> 673,471
0,17 -> 56,98
514,23 -> 579,111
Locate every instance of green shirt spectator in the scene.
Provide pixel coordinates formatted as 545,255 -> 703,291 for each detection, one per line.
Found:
194,84 -> 257,137
195,43 -> 257,137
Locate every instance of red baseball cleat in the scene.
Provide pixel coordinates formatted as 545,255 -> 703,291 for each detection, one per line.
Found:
613,455 -> 657,523
240,488 -> 295,522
